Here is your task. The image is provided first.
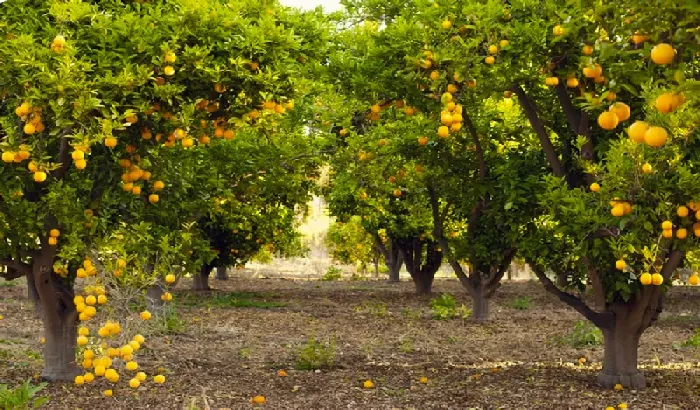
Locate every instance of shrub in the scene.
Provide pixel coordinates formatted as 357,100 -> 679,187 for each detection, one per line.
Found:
295,337 -> 336,370
321,266 -> 343,281
0,379 -> 48,410
512,296 -> 532,310
562,320 -> 603,348
430,293 -> 471,320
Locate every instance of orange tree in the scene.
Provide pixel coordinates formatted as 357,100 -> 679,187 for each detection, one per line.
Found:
323,2 -> 545,313
0,0 -> 328,383
420,0 -> 698,387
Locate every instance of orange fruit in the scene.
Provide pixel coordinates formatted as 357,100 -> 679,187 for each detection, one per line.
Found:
418,136 -> 428,146
627,121 -> 648,143
597,111 -> 619,130
566,77 -> 579,88
615,260 -> 626,271
662,229 -> 673,238
655,93 -> 676,113
609,103 -> 630,121
651,273 -> 663,286
164,66 -> 175,76
611,204 -> 625,217
650,43 -> 675,65
484,56 -> 495,65
678,206 -> 689,218
582,45 -> 594,55
641,163 -> 652,174
639,273 -> 652,285
643,126 -> 668,147
677,228 -> 687,239
437,126 -> 449,138
589,182 -> 600,192
552,25 -> 566,36
583,64 -> 602,78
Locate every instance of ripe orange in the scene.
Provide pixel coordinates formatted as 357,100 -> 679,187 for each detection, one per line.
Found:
545,77 -> 559,86
164,66 -> 175,76
650,43 -> 675,65
589,182 -> 600,192
154,374 -> 166,384
104,137 -> 117,148
597,111 -> 619,130
615,260 -> 626,271
651,273 -> 663,286
441,112 -> 453,126
484,56 -> 495,65
641,163 -> 652,174
393,189 -> 402,197
488,45 -> 498,54
499,39 -> 510,48
582,45 -> 594,55
552,25 -> 566,36
677,228 -> 687,239
611,204 -> 624,217
418,136 -> 428,146
639,273 -> 652,285
643,126 -> 668,147
662,229 -> 673,238
655,93 -> 676,113
662,221 -> 673,230
583,64 -> 602,78
363,380 -> 375,389
627,121 -> 648,143
609,103 -> 630,121
437,126 -> 449,138
23,123 -> 36,134
441,20 -> 452,29
566,77 -> 579,88
678,206 -> 689,217
429,71 -> 440,81
148,194 -> 159,204
689,275 -> 700,286
153,181 -> 165,190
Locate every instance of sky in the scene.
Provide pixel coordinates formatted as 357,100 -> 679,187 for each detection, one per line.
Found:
279,0 -> 343,12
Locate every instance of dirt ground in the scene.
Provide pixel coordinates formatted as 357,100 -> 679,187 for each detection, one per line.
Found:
2,276 -> 700,410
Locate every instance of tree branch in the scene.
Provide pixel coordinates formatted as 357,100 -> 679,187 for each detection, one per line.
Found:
52,128 -> 73,180
555,82 -> 582,136
462,113 -> 486,180
511,84 -> 566,178
527,259 -> 610,328
485,247 -> 517,297
1,258 -> 32,278
581,256 -> 606,312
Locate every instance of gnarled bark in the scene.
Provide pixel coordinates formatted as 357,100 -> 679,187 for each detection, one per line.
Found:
374,235 -> 403,283
598,317 -> 645,389
396,238 -> 442,295
215,264 -> 229,281
192,264 -> 213,291
32,246 -> 80,381
471,285 -> 491,322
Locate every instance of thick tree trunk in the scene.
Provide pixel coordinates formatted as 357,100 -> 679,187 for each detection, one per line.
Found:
42,310 -> 79,381
32,246 -> 79,381
598,322 -> 645,389
26,273 -> 42,318
192,265 -> 213,291
215,264 -> 228,281
471,287 -> 491,322
387,261 -> 401,282
412,273 -> 434,295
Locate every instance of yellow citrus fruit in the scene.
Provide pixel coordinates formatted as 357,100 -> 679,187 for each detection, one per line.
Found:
651,273 -> 663,286
678,206 -> 689,217
640,273 -> 652,285
582,45 -> 594,55
627,121 -> 648,143
662,229 -> 673,238
644,126 -> 668,147
650,43 -> 675,65
126,361 -> 138,371
677,228 -> 687,239
34,171 -> 47,183
149,194 -> 159,204
488,45 -> 498,54
615,260 -> 626,270
689,275 -> 699,286
363,380 -> 375,389
140,311 -> 152,320
153,181 -> 165,190
78,326 -> 89,336
165,273 -> 176,283
609,103 -> 630,122
566,77 -> 579,88
154,374 -> 166,384
74,375 -> 85,385
641,163 -> 652,174
597,111 -> 619,130
441,20 -> 452,29
164,66 -> 175,76
129,378 -> 140,388
611,204 -> 625,217
438,126 -> 449,138
655,93 -> 676,113
104,390 -> 113,397
590,183 -> 600,192
484,56 -> 495,65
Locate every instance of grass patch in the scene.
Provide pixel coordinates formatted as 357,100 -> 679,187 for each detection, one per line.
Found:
0,379 -> 48,409
0,280 -> 17,287
354,301 -> 388,318
512,296 -> 532,310
295,336 -> 336,370
680,329 -> 700,348
321,266 -> 342,281
552,320 -> 603,348
176,291 -> 285,309
430,293 -> 471,320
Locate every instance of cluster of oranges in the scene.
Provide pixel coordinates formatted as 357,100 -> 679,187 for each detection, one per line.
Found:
2,102 -> 49,182
437,92 -> 464,138
115,157 -> 164,204
50,34 -> 67,53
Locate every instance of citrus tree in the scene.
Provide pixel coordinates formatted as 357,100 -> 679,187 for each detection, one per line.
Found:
325,215 -> 378,274
413,0 -> 698,388
0,0 -> 328,384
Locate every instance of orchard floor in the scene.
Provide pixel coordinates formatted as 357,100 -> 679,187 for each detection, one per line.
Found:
2,277 -> 700,410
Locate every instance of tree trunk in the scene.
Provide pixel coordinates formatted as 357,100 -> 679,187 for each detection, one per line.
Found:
42,309 -> 79,381
215,264 -> 228,281
146,284 -> 166,313
26,273 -> 42,318
471,286 -> 491,322
387,259 -> 401,282
192,265 -> 212,291
412,273 -> 434,295
556,272 -> 569,287
598,321 -> 645,389
32,246 -> 80,381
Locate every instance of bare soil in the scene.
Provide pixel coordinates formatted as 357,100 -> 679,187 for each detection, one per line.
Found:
2,277 -> 700,410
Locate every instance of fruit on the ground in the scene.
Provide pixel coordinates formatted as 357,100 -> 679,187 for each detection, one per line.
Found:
363,380 -> 374,389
